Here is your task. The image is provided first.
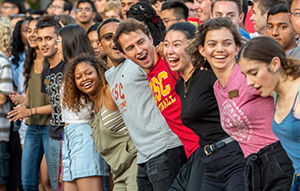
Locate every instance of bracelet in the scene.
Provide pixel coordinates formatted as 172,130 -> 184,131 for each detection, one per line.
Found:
30,108 -> 32,116
35,107 -> 37,115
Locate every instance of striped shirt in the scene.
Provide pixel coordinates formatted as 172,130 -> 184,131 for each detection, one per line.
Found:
101,106 -> 128,135
0,51 -> 13,142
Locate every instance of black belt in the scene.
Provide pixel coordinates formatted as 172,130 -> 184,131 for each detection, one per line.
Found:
204,136 -> 234,155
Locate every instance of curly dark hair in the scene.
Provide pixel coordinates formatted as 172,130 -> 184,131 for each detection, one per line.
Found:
11,20 -> 24,68
61,53 -> 109,113
11,17 -> 33,68
187,17 -> 242,69
126,1 -> 165,46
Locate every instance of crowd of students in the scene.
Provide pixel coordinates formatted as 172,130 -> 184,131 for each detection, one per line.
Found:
0,0 -> 300,191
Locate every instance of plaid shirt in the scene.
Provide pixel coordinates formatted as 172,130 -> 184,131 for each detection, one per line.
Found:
0,51 -> 13,142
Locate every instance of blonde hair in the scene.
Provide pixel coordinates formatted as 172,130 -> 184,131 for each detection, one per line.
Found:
104,1 -> 123,19
0,15 -> 12,54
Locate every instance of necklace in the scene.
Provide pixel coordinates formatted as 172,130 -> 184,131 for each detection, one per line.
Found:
184,76 -> 192,98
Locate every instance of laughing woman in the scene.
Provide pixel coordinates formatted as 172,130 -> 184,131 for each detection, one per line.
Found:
190,17 -> 294,191
164,22 -> 245,191
57,25 -> 110,191
62,54 -> 138,191
238,36 -> 300,191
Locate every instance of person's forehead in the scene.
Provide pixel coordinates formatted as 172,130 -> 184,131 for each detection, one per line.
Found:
21,20 -> 30,27
100,22 -> 119,35
37,26 -> 56,36
268,12 -> 291,24
2,2 -> 15,6
105,9 -> 119,14
28,20 -> 37,28
53,0 -> 65,6
213,1 -> 239,13
88,30 -> 98,38
121,0 -> 139,4
78,2 -> 92,8
291,0 -> 300,9
161,9 -> 175,16
121,30 -> 146,40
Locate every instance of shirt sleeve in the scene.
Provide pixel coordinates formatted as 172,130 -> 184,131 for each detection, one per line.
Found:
0,59 -> 13,95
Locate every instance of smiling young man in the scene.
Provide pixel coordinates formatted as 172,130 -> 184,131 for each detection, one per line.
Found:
211,0 -> 250,40
266,4 -> 298,54
76,0 -> 96,31
36,15 -> 64,191
114,18 -> 202,190
99,18 -> 190,190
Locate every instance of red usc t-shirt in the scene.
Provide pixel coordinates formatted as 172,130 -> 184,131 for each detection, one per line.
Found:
147,55 -> 199,158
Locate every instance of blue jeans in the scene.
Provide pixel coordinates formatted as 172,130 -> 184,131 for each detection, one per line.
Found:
49,137 -> 62,191
22,125 -> 49,191
137,146 -> 187,191
62,123 -> 109,181
291,175 -> 300,191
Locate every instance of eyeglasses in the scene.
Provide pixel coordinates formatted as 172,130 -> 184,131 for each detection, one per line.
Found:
1,5 -> 16,10
291,11 -> 300,18
49,5 -> 64,10
56,39 -> 62,44
9,14 -> 26,19
100,32 -> 115,42
76,7 -> 92,12
163,18 -> 182,24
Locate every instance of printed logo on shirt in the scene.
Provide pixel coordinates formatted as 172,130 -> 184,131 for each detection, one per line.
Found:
112,82 -> 127,113
44,72 -> 64,126
149,71 -> 176,112
220,99 -> 253,143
